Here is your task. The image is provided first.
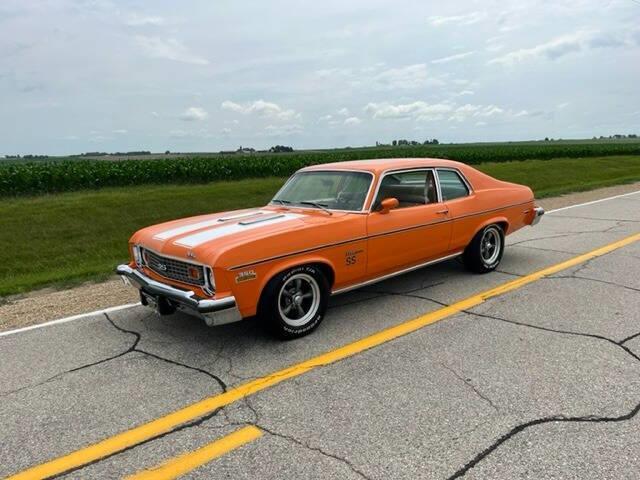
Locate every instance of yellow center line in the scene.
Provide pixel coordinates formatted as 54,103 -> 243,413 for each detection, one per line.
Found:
7,232 -> 640,480
124,426 -> 262,480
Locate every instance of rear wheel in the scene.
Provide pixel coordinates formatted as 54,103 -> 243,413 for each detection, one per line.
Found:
259,265 -> 329,339
463,224 -> 504,273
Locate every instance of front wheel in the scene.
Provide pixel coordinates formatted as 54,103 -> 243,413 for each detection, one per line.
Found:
463,224 -> 505,273
259,265 -> 329,339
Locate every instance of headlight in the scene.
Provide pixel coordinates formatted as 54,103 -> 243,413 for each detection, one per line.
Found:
204,266 -> 216,294
132,245 -> 143,266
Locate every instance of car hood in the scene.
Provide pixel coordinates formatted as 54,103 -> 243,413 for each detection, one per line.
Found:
130,206 -> 352,265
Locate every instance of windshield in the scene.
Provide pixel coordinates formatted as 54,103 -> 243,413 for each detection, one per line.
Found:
272,171 -> 372,211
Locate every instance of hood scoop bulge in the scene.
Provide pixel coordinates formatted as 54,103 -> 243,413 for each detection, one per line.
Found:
238,214 -> 285,225
217,210 -> 266,222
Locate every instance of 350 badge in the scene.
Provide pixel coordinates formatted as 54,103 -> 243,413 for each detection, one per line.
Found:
236,270 -> 257,283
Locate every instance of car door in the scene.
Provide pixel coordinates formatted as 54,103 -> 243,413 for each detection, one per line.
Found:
436,168 -> 474,253
366,168 -> 452,277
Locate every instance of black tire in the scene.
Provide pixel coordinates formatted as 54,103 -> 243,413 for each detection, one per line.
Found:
463,224 -> 505,273
259,265 -> 329,339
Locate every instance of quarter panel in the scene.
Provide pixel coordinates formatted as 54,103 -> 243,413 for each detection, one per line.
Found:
446,189 -> 534,251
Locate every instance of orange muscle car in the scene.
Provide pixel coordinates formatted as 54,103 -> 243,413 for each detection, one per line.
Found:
117,158 -> 544,338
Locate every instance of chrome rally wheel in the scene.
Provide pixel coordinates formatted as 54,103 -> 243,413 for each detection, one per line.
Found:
260,265 -> 329,339
463,224 -> 505,273
480,226 -> 502,266
278,273 -> 321,327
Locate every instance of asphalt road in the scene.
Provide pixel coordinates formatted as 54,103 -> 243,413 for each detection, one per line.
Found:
1,192 -> 640,479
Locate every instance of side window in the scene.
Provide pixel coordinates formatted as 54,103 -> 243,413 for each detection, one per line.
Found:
437,169 -> 469,201
374,170 -> 438,209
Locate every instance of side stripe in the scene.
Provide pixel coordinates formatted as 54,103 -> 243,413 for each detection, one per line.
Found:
229,200 -> 531,270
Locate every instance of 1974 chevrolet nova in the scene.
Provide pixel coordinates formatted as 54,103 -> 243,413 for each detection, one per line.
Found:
117,158 -> 544,338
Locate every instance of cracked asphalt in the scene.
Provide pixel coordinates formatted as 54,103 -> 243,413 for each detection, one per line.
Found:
1,192 -> 640,479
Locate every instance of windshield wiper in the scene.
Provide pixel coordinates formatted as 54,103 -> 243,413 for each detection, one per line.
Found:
271,198 -> 292,206
299,201 -> 333,215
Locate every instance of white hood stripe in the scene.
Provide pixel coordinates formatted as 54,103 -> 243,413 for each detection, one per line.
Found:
174,214 -> 302,248
153,210 -> 265,241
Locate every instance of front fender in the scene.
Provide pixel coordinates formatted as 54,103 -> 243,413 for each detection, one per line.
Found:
224,255 -> 337,318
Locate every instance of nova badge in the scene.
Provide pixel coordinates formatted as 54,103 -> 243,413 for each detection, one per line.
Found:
236,270 -> 257,283
186,250 -> 196,259
156,263 -> 168,272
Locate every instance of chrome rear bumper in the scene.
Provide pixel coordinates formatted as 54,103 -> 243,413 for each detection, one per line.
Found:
531,206 -> 545,226
116,264 -> 241,326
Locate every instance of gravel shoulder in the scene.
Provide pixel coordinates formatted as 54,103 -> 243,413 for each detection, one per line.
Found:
1,181 -> 639,333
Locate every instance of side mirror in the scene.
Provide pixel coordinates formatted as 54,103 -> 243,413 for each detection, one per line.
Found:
379,197 -> 399,214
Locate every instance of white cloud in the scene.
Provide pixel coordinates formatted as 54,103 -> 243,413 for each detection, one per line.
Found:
374,63 -> 443,89
457,90 -> 475,96
318,114 -> 333,122
557,102 -> 570,109
448,104 -> 508,122
180,107 -> 208,121
514,110 -> 529,117
428,12 -> 487,27
264,124 -> 303,136
481,106 -> 504,117
344,116 -> 361,126
170,128 -> 214,139
221,128 -> 231,135
221,100 -> 298,120
365,101 -> 453,121
135,36 -> 209,65
337,107 -> 350,116
431,51 -> 475,64
486,43 -> 504,53
489,30 -> 627,66
126,14 -> 165,26
113,129 -> 127,134
151,111 -> 159,117
315,63 -> 443,90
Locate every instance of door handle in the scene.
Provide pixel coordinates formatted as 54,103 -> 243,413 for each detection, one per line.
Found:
436,209 -> 449,215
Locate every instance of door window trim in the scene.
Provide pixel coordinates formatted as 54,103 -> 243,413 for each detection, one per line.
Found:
368,167 -> 441,213
434,167 -> 473,201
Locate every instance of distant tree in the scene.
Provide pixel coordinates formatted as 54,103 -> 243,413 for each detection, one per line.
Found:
165,150 -> 170,154
544,137 -> 550,141
269,145 -> 294,153
392,140 -> 397,146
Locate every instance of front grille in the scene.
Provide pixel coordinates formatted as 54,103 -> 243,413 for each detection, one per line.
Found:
142,248 -> 206,287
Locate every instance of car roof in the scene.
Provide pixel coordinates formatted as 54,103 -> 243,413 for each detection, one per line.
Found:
300,158 -> 467,175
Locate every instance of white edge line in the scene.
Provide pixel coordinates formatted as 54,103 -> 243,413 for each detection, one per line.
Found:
0,303 -> 141,338
1,188 -> 639,338
546,189 -> 640,213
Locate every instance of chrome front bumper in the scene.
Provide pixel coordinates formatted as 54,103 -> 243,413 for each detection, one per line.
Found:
116,264 -> 242,326
531,206 -> 545,226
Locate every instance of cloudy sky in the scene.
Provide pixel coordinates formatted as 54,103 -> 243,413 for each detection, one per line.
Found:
1,0 -> 639,155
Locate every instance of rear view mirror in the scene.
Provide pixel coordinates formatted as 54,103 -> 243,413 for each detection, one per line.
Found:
379,197 -> 399,214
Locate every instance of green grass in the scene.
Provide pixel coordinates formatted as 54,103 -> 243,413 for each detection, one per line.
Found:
479,156 -> 640,198
0,178 -> 286,296
3,140 -> 640,196
1,155 -> 639,297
